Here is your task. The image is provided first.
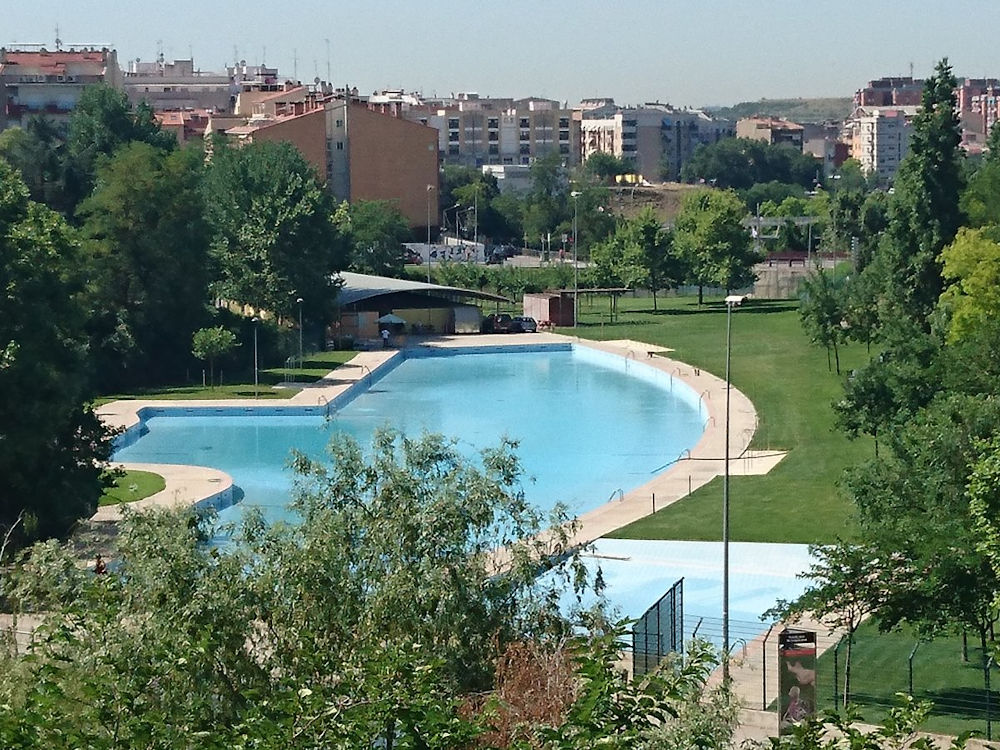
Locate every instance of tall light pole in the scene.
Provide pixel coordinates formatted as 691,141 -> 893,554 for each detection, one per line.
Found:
570,190 -> 581,327
722,294 -> 745,684
252,316 -> 260,400
425,184 -> 435,283
296,297 -> 304,375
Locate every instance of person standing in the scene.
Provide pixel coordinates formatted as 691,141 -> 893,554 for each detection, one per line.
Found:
381,328 -> 390,348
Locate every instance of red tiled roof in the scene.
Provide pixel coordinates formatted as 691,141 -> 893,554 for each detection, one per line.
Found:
2,49 -> 108,74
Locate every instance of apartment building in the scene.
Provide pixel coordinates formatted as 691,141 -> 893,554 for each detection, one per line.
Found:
845,106 -> 917,184
579,101 -> 732,181
217,91 -> 438,227
0,46 -> 122,130
370,91 -> 581,168
735,117 -> 804,150
124,57 -> 234,112
854,76 -> 924,108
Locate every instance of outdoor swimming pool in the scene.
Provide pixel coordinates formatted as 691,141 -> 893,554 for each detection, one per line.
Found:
113,345 -> 708,527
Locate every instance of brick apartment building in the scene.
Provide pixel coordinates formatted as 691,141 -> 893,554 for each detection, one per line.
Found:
217,88 -> 438,228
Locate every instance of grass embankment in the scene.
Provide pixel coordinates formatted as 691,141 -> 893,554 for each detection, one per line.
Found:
814,622 -> 1000,738
98,470 -> 166,506
565,293 -> 874,544
95,350 -> 358,406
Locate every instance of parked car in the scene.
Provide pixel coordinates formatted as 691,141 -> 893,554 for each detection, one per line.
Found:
511,316 -> 537,333
482,313 -> 514,333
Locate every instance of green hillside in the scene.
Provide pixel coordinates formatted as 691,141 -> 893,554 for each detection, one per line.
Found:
705,97 -> 854,123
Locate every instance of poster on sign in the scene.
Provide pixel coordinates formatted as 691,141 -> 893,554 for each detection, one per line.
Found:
778,628 -> 817,735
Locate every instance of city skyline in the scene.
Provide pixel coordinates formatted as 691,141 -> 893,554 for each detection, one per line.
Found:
6,0 -> 1000,108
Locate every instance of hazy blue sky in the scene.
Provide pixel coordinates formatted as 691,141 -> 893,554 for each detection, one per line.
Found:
6,0 -> 1000,107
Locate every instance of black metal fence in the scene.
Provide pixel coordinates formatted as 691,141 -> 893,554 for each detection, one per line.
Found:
632,577 -> 684,677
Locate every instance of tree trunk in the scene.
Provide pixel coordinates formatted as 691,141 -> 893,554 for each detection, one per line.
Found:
963,629 -> 968,662
826,346 -> 832,372
833,338 -> 841,375
982,628 -> 991,704
652,288 -> 658,311
209,358 -> 215,389
698,284 -> 704,305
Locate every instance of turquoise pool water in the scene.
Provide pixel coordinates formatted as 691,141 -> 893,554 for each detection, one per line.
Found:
113,346 -> 707,526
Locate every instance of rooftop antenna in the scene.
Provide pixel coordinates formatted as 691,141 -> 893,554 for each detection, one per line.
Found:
910,61 -> 914,78
233,45 -> 239,68
261,45 -> 266,65
54,25 -> 62,51
325,38 -> 331,83
293,48 -> 298,80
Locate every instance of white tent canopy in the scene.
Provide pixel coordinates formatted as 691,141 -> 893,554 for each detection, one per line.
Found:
377,313 -> 407,325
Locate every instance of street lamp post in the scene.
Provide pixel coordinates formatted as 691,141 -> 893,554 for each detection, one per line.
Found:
722,293 -> 745,684
296,297 -> 304,375
426,184 -> 435,283
252,316 -> 260,400
570,190 -> 581,327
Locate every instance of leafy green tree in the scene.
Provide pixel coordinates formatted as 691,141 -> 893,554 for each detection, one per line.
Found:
341,199 -> 413,277
0,431 -> 586,747
961,121 -> 1000,230
0,161 -> 111,544
0,117 -> 72,212
583,151 -> 633,184
204,140 -> 349,321
192,327 -> 238,388
66,84 -> 176,209
875,58 -> 965,328
939,227 -> 1000,343
674,188 -> 758,303
78,143 -> 212,389
766,542 -> 888,707
844,394 -> 1000,681
681,137 -> 821,190
799,268 -> 847,373
741,180 -> 807,212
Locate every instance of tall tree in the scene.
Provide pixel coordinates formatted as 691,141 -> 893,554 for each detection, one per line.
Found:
203,141 -> 349,321
674,188 -> 758,303
66,84 -> 176,209
341,199 -> 412,277
875,58 -> 964,328
799,268 -> 847,374
0,117 -> 71,212
78,143 -> 212,388
0,161 -> 111,543
939,227 -> 1000,344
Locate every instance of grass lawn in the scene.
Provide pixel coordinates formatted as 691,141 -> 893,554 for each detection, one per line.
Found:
813,622 -> 1000,738
564,293 -> 874,544
99,469 -> 166,506
95,350 -> 358,405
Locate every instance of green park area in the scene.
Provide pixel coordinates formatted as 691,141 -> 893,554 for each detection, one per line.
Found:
568,293 -> 872,544
98,469 -> 166,506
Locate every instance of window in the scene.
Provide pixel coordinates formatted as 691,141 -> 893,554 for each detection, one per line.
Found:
448,131 -> 459,142
488,144 -> 499,155
488,131 -> 499,141
448,118 -> 459,129
487,118 -> 499,129
559,129 -> 569,141
520,144 -> 531,155
448,144 -> 460,155
559,144 -> 570,154
519,130 -> 530,141
558,117 -> 569,128
335,119 -> 343,127
519,117 -> 530,128
336,141 -> 344,150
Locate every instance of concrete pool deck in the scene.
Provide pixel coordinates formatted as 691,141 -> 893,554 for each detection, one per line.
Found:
94,332 -> 785,543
